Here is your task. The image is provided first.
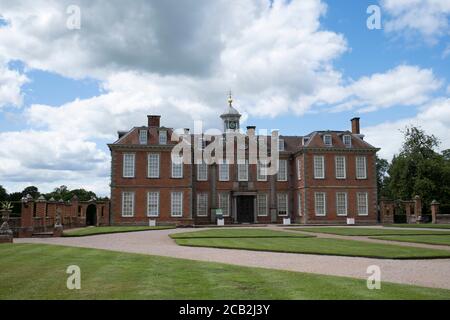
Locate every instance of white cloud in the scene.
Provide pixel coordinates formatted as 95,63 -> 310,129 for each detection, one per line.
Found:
335,65 -> 442,113
382,0 -> 450,43
0,60 -> 28,108
0,130 -> 109,194
364,98 -> 450,160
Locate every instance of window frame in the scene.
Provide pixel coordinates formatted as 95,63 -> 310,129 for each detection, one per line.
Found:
257,193 -> 268,217
139,129 -> 148,145
313,155 -> 325,179
218,193 -> 230,217
196,193 -> 208,217
171,156 -> 184,178
336,192 -> 348,216
314,192 -> 326,216
218,161 -> 229,181
147,153 -> 160,178
147,191 -> 159,217
277,159 -> 288,181
297,158 -> 302,180
121,191 -> 135,217
197,162 -> 208,181
298,192 -> 302,216
335,155 -> 346,179
171,191 -> 183,217
159,130 -> 167,145
278,139 -> 285,151
237,160 -> 248,181
122,153 -> 135,178
357,192 -> 369,216
257,161 -> 268,181
323,134 -> 332,146
277,193 -> 288,216
343,135 -> 352,147
356,156 -> 367,179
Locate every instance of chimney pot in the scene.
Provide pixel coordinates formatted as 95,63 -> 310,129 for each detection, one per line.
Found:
246,126 -> 256,136
351,117 -> 360,134
147,115 -> 161,127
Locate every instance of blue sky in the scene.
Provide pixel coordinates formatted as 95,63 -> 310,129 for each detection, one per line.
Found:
0,0 -> 449,195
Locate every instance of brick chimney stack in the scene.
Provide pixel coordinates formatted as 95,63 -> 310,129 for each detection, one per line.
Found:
351,117 -> 360,135
246,126 -> 256,136
147,115 -> 161,127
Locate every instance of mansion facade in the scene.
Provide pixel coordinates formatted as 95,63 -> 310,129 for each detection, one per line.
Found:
108,97 -> 379,225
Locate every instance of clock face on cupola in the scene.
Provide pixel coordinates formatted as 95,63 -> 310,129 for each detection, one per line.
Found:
220,92 -> 241,132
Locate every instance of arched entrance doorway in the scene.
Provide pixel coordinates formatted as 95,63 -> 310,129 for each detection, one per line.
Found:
86,204 -> 97,226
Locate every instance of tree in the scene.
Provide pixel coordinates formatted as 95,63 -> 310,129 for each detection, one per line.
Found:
63,189 -> 97,201
388,126 -> 450,211
375,156 -> 390,198
21,186 -> 40,199
0,185 -> 7,201
45,185 -> 69,201
7,192 -> 23,215
442,149 -> 450,161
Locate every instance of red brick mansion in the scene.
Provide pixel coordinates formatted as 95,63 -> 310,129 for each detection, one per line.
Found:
108,96 -> 379,225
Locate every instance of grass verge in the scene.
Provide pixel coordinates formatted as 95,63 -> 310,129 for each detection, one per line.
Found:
171,228 -> 314,239
174,236 -> 450,259
63,225 -> 175,237
384,224 -> 450,229
371,235 -> 450,246
289,227 -> 450,236
1,243 -> 449,299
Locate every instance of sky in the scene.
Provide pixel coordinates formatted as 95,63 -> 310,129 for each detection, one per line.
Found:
0,0 -> 449,196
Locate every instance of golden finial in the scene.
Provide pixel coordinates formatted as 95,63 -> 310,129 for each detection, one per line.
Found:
227,90 -> 233,107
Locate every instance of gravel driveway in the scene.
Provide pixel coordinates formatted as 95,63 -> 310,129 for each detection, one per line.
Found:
15,227 -> 450,290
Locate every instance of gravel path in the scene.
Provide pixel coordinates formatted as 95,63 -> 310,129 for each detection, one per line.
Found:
15,227 -> 450,290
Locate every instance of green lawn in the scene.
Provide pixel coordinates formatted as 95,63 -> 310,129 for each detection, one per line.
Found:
171,228 -> 314,239
63,225 -> 175,237
385,224 -> 450,229
1,244 -> 449,299
290,227 -> 450,236
173,231 -> 450,259
371,235 -> 450,246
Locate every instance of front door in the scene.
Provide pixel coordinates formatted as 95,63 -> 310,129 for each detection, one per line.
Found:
237,196 -> 254,223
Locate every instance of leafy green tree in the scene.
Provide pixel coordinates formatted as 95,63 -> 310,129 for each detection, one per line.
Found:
7,192 -> 23,215
21,186 -> 40,199
63,189 -> 97,201
0,185 -> 7,201
45,185 -> 69,201
376,156 -> 390,198
388,126 -> 450,211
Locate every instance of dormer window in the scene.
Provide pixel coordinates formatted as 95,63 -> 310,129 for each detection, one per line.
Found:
159,130 -> 167,145
278,139 -> 285,151
323,134 -> 332,146
139,130 -> 147,145
343,135 -> 352,148
302,137 -> 309,145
